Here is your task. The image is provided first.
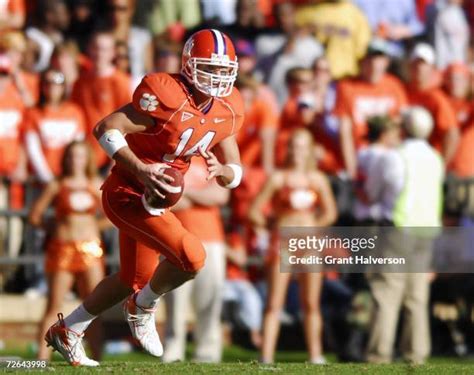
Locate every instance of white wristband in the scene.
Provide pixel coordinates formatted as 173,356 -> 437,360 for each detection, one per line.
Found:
98,129 -> 128,158
224,164 -> 243,189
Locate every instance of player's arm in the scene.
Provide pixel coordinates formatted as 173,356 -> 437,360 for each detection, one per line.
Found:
93,103 -> 174,198
199,134 -> 243,189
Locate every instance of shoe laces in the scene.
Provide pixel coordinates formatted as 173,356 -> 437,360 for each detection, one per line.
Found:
67,332 -> 88,361
57,313 -> 87,361
126,301 -> 156,328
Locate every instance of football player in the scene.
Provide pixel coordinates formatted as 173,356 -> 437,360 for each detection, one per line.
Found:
44,29 -> 244,366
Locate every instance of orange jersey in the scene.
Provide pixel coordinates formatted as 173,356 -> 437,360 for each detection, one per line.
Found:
407,86 -> 457,151
0,0 -> 25,17
0,73 -> 37,208
272,183 -> 319,216
112,73 -> 244,191
276,97 -> 343,174
54,181 -> 99,219
0,72 -> 39,174
226,232 -> 248,280
24,102 -> 86,176
71,69 -> 131,167
173,158 -> 225,242
449,103 -> 474,177
275,98 -> 305,167
236,97 -> 278,168
447,96 -> 472,129
333,74 -> 407,147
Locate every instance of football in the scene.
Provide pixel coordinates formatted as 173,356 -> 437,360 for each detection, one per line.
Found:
144,168 -> 184,209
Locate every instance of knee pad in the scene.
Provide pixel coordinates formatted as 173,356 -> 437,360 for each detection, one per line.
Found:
180,232 -> 206,273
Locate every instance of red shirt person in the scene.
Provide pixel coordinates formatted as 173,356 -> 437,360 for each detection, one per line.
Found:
443,62 -> 474,177
0,32 -> 39,209
334,39 -> 407,177
406,43 -> 459,164
72,31 -> 131,168
25,70 -> 86,182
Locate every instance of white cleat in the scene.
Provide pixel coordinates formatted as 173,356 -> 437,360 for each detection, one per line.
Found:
124,292 -> 163,357
45,313 -> 99,367
310,356 -> 327,365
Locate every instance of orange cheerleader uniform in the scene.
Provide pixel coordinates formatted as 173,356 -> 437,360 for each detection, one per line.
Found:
266,180 -> 320,265
44,182 -> 104,273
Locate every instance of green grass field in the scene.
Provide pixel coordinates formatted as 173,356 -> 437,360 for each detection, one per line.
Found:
1,346 -> 474,374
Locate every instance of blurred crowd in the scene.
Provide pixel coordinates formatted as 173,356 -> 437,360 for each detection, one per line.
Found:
0,0 -> 474,365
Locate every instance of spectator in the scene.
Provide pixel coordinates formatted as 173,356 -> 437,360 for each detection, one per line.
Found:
229,69 -> 279,306
295,0 -> 371,79
417,0 -> 435,23
71,30 -> 131,170
153,40 -> 181,74
0,32 -> 38,261
464,0 -> 474,41
445,111 -> 474,220
354,0 -> 424,58
106,0 -> 153,89
227,167 -> 269,307
407,42 -> 460,163
223,232 -> 263,349
147,0 -> 201,37
443,62 -> 472,127
25,0 -> 70,73
50,41 -> 82,97
354,116 -> 402,224
163,157 -> 229,363
235,38 -> 279,113
309,57 -> 343,175
66,0 -> 99,53
249,128 -> 337,364
444,63 -> 474,178
0,0 -> 26,31
433,0 -> 470,69
29,140 -> 108,361
221,0 -> 266,42
114,40 -> 130,74
24,70 -> 86,184
0,31 -> 38,108
235,74 -> 278,174
201,0 -> 237,25
255,2 -> 298,58
275,67 -> 315,167
334,39 -> 407,178
276,63 -> 343,175
257,2 -> 323,106
366,106 -> 444,364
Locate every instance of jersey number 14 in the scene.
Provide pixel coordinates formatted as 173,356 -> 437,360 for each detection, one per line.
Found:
163,128 -> 216,162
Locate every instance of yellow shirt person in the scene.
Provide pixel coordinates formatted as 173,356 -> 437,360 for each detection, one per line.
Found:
295,0 -> 371,79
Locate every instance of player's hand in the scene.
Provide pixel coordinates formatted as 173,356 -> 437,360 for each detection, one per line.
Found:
137,163 -> 175,199
199,147 -> 225,181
